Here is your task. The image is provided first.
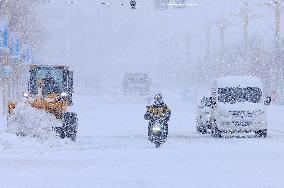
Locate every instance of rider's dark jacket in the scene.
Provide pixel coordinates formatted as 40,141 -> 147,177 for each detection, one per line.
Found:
144,100 -> 171,122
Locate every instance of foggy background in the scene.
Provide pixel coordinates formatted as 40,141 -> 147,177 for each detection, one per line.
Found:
36,0 -> 284,97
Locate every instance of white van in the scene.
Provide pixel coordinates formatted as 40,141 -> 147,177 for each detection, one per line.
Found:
210,76 -> 270,137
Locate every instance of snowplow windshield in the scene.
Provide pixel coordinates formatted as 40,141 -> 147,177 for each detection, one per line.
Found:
218,87 -> 262,104
31,67 -> 64,95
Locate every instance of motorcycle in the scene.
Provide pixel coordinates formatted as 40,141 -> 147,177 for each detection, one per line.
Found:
148,116 -> 168,148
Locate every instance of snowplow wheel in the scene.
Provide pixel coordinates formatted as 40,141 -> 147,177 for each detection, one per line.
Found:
63,112 -> 78,141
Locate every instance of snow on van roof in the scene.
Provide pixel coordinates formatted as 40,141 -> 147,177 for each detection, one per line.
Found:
215,76 -> 263,88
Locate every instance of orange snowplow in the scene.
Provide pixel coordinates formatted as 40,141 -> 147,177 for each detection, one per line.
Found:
8,64 -> 78,141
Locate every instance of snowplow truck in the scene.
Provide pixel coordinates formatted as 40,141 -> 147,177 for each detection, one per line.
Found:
8,65 -> 78,141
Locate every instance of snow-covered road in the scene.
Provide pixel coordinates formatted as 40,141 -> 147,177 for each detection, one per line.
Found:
1,0 -> 284,187
1,95 -> 284,188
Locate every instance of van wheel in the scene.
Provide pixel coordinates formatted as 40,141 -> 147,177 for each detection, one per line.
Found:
198,127 -> 207,134
211,127 -> 222,138
255,129 -> 267,138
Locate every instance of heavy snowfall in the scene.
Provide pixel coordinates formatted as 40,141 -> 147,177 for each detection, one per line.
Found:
1,0 -> 284,188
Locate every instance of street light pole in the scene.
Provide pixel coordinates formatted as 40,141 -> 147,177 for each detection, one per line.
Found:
242,0 -> 249,49
273,0 -> 283,51
259,0 -> 283,53
259,0 -> 283,93
231,0 -> 259,64
216,16 -> 231,61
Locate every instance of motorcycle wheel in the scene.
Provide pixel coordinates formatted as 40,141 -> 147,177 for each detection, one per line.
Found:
155,142 -> 161,148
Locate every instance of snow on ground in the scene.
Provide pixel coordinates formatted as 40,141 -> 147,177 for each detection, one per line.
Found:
1,0 -> 284,187
1,95 -> 284,188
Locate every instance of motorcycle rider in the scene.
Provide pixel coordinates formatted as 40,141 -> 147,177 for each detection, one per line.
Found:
130,0 -> 136,9
144,94 -> 171,141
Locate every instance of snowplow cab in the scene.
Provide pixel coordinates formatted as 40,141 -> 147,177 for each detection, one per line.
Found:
29,65 -> 74,106
27,65 -> 74,119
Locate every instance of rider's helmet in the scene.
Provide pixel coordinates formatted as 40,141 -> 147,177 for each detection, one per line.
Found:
154,94 -> 164,106
154,94 -> 163,100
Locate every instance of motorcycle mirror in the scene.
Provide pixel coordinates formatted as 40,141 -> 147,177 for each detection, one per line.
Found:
264,96 -> 271,105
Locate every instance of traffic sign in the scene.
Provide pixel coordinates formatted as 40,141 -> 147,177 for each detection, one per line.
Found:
2,65 -> 12,77
10,32 -> 21,59
0,17 -> 9,49
22,44 -> 31,64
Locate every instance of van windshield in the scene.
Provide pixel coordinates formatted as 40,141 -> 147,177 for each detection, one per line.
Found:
218,87 -> 262,104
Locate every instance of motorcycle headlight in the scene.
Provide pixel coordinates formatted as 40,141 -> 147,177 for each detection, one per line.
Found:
152,124 -> 162,132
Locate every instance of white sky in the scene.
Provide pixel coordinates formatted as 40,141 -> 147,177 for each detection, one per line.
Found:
38,0 -> 284,92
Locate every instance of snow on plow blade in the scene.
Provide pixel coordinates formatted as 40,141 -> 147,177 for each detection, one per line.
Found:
7,103 -> 66,142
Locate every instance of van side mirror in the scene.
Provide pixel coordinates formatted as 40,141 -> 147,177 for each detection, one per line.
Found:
264,96 -> 271,105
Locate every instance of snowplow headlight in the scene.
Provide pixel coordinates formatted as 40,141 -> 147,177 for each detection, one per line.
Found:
61,92 -> 68,97
22,92 -> 29,98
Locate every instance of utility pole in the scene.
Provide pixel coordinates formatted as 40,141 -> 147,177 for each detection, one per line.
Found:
272,0 -> 283,50
231,0 -> 259,64
259,0 -> 283,50
242,0 -> 249,49
239,0 -> 257,50
216,16 -> 231,61
259,0 -> 284,94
